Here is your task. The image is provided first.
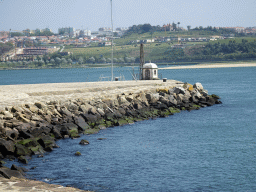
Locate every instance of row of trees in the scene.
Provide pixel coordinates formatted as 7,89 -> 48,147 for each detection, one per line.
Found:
48,52 -> 136,64
124,23 -> 248,37
0,55 -> 138,69
0,42 -> 13,55
189,40 -> 256,57
164,39 -> 256,61
124,24 -> 162,36
0,57 -> 72,68
85,56 -> 136,64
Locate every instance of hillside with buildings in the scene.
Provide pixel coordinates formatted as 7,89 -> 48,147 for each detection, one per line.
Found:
0,23 -> 256,69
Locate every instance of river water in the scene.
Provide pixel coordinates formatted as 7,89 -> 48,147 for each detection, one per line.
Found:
3,66 -> 256,191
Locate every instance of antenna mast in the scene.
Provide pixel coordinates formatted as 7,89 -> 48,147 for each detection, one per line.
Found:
111,0 -> 114,81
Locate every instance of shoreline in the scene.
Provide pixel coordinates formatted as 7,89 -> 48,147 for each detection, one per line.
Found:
1,61 -> 256,71
159,63 -> 256,69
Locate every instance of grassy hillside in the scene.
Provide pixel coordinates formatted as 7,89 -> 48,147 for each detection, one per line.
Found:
209,37 -> 256,44
64,31 -> 256,63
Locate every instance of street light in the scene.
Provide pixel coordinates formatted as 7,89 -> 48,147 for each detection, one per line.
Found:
177,22 -> 180,31
177,22 -> 180,44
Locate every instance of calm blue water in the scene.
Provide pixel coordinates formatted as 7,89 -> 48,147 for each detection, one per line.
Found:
4,66 -> 256,191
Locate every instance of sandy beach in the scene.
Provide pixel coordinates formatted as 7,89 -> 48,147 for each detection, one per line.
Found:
159,63 -> 256,70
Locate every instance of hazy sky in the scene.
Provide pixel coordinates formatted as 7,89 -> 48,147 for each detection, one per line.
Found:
0,0 -> 255,33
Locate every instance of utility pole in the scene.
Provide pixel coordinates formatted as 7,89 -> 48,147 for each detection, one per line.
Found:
177,22 -> 180,44
140,43 -> 144,80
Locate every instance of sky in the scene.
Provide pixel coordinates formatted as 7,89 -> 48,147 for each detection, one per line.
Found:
0,0 -> 255,33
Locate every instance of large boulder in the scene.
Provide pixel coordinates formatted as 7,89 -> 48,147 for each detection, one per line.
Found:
135,92 -> 149,106
193,82 -> 204,91
89,107 -> 99,115
169,87 -> 186,95
168,95 -> 178,106
37,135 -> 56,151
159,96 -> 170,106
11,164 -> 28,174
51,126 -> 62,139
79,139 -> 89,145
0,138 -> 15,156
3,111 -> 13,120
59,107 -> 73,117
125,95 -> 134,102
81,113 -> 101,124
34,101 -> 47,109
48,106 -> 62,117
29,127 -> 43,137
22,107 -> 33,116
117,95 -> 129,105
151,102 -> 168,110
65,103 -> 79,112
14,143 -> 32,157
176,94 -> 185,104
4,128 -> 19,140
112,109 -> 123,119
97,108 -> 105,116
28,104 -> 39,113
11,106 -> 24,113
146,93 -> 159,103
190,89 -> 202,99
30,114 -> 43,121
56,125 -> 69,136
102,98 -> 119,108
0,167 -> 25,179
133,102 -> 143,110
79,103 -> 94,113
73,116 -> 90,131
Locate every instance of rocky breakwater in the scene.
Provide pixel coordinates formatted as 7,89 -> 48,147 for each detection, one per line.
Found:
0,81 -> 221,179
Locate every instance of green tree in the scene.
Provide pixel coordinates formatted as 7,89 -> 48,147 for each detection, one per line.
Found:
22,61 -> 28,67
113,58 -> 118,63
67,58 -> 72,65
99,57 -> 106,63
78,57 -> 84,64
106,58 -> 112,63
124,57 -> 131,63
88,57 -> 95,63
55,57 -> 61,67
118,58 -> 124,63
130,57 -> 136,63
6,61 -> 11,68
61,58 -> 67,65
50,59 -> 55,65
38,60 -> 45,67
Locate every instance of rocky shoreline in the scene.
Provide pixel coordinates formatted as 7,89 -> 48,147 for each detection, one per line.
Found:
0,81 -> 221,187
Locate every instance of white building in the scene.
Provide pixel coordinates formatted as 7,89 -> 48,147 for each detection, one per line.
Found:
142,63 -> 158,80
58,27 -> 75,37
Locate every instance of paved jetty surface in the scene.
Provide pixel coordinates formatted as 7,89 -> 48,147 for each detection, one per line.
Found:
0,80 -> 181,110
159,63 -> 256,70
0,79 -> 182,191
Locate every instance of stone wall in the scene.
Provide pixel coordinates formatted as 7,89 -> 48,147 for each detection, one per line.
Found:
0,81 -> 221,179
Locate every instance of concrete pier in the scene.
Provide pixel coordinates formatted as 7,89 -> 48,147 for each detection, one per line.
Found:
0,80 -> 182,110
